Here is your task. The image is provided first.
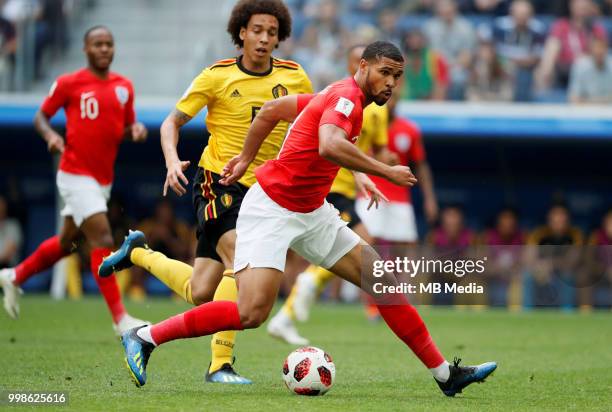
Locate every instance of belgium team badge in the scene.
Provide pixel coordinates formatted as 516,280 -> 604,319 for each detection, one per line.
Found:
220,193 -> 233,208
272,84 -> 288,99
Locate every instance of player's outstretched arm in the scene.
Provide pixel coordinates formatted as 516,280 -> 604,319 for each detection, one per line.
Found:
319,124 -> 417,187
161,108 -> 193,196
220,95 -> 301,185
33,110 -> 64,154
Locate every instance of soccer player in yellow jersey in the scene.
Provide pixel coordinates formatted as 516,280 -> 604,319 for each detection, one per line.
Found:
100,0 -> 312,384
266,44 -> 395,345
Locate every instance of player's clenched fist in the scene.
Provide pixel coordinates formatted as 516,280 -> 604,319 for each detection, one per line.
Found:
129,122 -> 148,142
45,131 -> 65,154
385,165 -> 418,187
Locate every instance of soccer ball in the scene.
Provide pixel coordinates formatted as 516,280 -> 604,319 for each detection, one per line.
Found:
282,346 -> 335,396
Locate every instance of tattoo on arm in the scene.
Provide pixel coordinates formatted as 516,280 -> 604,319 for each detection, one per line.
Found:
171,109 -> 192,127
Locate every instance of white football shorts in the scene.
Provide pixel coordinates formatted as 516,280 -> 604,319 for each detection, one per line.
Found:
56,170 -> 111,227
234,183 -> 361,273
355,198 -> 418,242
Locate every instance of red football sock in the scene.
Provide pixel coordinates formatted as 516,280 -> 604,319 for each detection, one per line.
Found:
90,247 -> 126,323
377,298 -> 445,368
151,300 -> 243,346
14,236 -> 68,285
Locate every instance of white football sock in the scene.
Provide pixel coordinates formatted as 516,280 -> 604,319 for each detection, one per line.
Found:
430,360 -> 451,382
275,308 -> 292,325
136,326 -> 157,346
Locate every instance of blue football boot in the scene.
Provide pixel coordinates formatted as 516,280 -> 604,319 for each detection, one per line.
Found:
99,230 -> 147,277
436,357 -> 497,397
205,358 -> 252,384
121,326 -> 155,387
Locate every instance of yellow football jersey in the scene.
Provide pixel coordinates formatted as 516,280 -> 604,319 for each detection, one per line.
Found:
176,56 -> 313,187
331,103 -> 389,199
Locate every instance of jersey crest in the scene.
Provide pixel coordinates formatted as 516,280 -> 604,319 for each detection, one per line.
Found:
115,86 -> 129,105
395,134 -> 411,152
220,193 -> 233,208
335,97 -> 354,117
272,84 -> 288,99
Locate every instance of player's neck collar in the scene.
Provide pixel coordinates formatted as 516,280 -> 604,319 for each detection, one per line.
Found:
237,55 -> 273,77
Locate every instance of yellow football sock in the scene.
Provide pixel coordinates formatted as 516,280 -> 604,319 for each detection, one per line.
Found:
313,266 -> 335,288
282,265 -> 334,319
65,253 -> 82,300
130,247 -> 194,304
209,272 -> 238,373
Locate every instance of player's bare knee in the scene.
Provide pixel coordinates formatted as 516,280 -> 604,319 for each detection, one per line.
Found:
190,280 -> 214,305
238,302 -> 270,329
239,311 -> 266,329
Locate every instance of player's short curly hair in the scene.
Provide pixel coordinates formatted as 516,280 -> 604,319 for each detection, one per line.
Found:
227,0 -> 292,48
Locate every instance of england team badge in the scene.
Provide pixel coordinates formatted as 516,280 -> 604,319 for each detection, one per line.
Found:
115,86 -> 129,105
396,134 -> 411,152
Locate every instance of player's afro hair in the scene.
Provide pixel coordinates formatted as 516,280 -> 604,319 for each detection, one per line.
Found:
362,41 -> 404,64
227,0 -> 292,48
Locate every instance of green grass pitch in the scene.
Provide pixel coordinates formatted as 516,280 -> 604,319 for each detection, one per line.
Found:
1,296 -> 610,411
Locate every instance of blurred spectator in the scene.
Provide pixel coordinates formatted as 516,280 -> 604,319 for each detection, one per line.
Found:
40,0 -> 69,55
129,199 -> 191,298
401,29 -> 449,100
584,208 -> 612,307
351,0 -> 387,14
568,37 -> 612,103
0,194 -> 22,268
483,207 -> 525,245
1,0 -> 66,80
593,0 -> 612,14
589,208 -> 612,246
490,0 -> 546,101
482,207 -> 525,306
467,38 -> 513,101
0,14 -> 16,90
424,0 -> 477,99
524,204 -> 583,309
426,205 -> 476,304
390,0 -> 437,14
2,0 -> 39,21
377,7 -> 401,45
293,0 -> 348,90
464,0 -> 511,16
536,0 -> 607,91
428,205 -> 475,249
